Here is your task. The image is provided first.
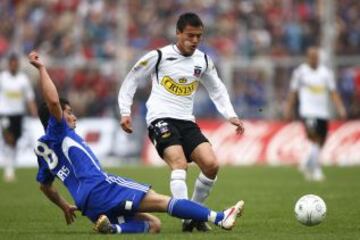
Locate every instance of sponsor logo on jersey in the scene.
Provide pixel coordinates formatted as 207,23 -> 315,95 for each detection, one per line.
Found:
160,76 -> 198,96
307,85 -> 325,94
194,66 -> 202,77
5,91 -> 23,99
166,57 -> 178,61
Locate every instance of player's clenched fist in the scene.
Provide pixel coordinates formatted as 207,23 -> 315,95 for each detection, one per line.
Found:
120,116 -> 133,133
28,51 -> 44,69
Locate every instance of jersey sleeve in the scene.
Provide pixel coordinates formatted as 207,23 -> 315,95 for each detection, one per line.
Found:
46,116 -> 68,141
36,156 -> 55,184
290,67 -> 301,91
22,74 -> 35,101
326,68 -> 336,91
200,56 -> 238,119
118,50 -> 159,116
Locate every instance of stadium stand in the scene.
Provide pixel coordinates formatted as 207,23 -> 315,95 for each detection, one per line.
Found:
0,0 -> 359,118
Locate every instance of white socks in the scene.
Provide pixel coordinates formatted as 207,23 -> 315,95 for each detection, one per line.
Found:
307,142 -> 321,172
304,142 -> 324,181
191,172 -> 216,204
170,170 -> 217,203
170,169 -> 188,199
3,145 -> 16,181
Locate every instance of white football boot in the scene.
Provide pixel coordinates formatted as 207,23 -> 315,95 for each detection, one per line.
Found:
219,200 -> 245,230
94,215 -> 116,234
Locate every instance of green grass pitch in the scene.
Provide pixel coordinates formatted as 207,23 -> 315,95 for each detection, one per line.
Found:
0,166 -> 359,240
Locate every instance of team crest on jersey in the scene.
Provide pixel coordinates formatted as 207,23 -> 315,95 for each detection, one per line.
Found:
193,66 -> 202,77
160,76 -> 198,96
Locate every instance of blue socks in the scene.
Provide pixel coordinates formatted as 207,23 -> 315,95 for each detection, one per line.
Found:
105,198 -> 226,233
167,198 -> 224,225
111,221 -> 149,234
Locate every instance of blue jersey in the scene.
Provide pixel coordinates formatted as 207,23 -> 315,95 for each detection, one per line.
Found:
35,116 -> 110,211
35,116 -> 150,221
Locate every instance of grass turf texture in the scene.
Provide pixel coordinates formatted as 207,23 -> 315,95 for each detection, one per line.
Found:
0,166 -> 359,240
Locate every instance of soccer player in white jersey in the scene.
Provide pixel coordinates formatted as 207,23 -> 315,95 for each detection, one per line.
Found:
0,53 -> 37,182
285,47 -> 347,181
118,12 -> 244,231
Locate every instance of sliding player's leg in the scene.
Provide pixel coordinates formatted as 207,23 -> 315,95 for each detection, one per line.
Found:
94,213 -> 161,234
138,190 -> 245,230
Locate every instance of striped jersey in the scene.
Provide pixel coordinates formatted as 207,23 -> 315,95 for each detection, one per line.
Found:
290,63 -> 336,119
0,70 -> 35,115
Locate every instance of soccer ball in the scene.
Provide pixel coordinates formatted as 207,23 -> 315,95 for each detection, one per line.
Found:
294,194 -> 327,226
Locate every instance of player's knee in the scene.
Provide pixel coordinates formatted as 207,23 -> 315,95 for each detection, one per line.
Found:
148,217 -> 161,233
169,160 -> 188,170
145,190 -> 172,210
202,161 -> 219,179
3,133 -> 16,146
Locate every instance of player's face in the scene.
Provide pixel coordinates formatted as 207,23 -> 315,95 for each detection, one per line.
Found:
63,104 -> 77,129
176,25 -> 203,56
306,48 -> 319,69
9,59 -> 19,74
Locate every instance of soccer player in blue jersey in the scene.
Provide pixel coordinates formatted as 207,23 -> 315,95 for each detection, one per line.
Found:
28,51 -> 244,234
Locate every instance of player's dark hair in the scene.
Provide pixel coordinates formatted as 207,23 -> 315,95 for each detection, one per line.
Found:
38,98 -> 70,131
8,52 -> 19,61
176,12 -> 203,32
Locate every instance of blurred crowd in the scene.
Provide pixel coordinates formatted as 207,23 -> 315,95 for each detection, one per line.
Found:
0,0 -> 359,119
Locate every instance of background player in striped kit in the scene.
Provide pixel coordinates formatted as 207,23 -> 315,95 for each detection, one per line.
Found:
0,53 -> 37,182
285,47 -> 347,181
118,12 -> 244,232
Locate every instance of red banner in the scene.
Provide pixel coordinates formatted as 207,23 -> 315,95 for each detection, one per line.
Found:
143,120 -> 360,166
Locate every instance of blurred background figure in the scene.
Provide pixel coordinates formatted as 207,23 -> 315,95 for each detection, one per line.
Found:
0,0 -> 359,167
0,0 -> 358,120
0,53 -> 37,182
284,47 -> 347,181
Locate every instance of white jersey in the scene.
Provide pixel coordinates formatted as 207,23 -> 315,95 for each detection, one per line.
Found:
0,70 -> 35,115
290,63 -> 336,119
118,44 -> 237,125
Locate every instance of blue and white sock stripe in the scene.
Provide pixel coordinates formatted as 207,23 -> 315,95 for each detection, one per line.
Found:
208,211 -> 218,224
143,222 -> 150,233
167,198 -> 178,215
106,175 -> 149,192
115,224 -> 122,233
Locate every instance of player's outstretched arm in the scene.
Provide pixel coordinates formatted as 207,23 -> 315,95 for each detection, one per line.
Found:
28,51 -> 62,121
118,50 -> 158,133
40,183 -> 78,225
201,57 -> 243,135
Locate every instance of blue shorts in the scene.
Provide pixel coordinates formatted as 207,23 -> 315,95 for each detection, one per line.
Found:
83,174 -> 151,223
